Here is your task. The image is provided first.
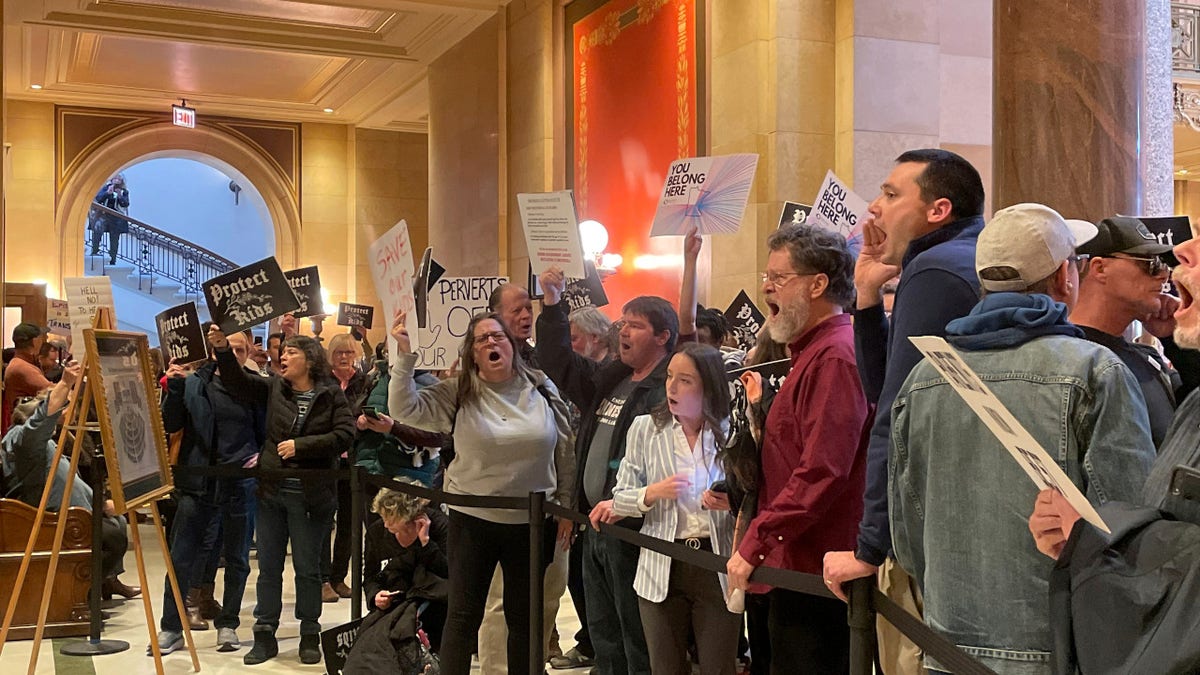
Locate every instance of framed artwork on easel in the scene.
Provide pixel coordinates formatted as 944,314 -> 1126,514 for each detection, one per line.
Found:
83,329 -> 173,512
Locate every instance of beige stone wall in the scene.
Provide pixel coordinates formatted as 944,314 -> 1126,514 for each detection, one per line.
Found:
428,15 -> 505,278
4,100 -> 58,295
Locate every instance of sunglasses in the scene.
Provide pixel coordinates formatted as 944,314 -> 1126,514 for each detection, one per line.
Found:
1107,254 -> 1172,278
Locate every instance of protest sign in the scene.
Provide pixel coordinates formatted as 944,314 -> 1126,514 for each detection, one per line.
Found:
909,336 -> 1109,533
517,191 -> 587,279
368,220 -> 420,357
285,265 -> 323,318
155,302 -> 206,365
723,290 -> 765,351
650,154 -> 759,236
202,256 -> 299,334
778,202 -> 813,229
528,261 -> 609,309
808,170 -> 869,251
48,299 -> 71,338
1138,215 -> 1192,249
336,302 -> 375,329
320,617 -> 363,675
417,276 -> 508,370
64,277 -> 115,354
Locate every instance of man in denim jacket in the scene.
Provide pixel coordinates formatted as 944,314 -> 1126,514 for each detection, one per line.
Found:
889,203 -> 1156,675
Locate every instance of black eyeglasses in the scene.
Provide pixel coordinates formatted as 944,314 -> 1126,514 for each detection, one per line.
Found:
1107,254 -> 1171,278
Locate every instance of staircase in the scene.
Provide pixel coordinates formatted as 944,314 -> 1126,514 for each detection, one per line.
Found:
85,202 -> 235,305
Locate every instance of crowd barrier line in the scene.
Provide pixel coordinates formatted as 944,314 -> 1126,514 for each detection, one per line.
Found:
168,464 -> 995,675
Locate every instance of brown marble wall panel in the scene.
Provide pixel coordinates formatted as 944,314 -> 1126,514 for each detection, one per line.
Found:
994,0 -> 1144,220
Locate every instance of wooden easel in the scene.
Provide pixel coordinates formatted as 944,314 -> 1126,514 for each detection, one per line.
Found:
0,308 -> 199,674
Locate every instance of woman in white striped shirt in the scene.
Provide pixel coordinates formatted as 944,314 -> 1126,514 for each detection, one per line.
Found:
611,342 -> 741,675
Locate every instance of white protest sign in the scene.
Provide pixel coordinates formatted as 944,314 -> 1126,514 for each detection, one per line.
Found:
368,220 -> 420,358
650,153 -> 759,236
48,299 -> 71,338
517,191 -> 587,280
417,276 -> 508,370
64,277 -> 115,353
909,336 -> 1109,533
808,170 -> 869,248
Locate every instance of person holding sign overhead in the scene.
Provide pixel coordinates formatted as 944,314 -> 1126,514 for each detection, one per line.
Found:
387,310 -> 575,675
207,325 -> 355,666
887,204 -> 1155,675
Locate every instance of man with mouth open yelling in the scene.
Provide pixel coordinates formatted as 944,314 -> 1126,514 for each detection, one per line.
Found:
535,268 -> 679,675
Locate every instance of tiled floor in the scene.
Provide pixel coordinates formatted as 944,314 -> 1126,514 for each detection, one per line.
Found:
0,520 -> 590,674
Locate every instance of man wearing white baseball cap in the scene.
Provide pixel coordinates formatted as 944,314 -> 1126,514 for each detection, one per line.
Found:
887,203 -> 1156,675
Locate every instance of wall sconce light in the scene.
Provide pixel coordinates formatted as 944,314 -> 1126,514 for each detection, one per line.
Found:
579,219 -> 622,276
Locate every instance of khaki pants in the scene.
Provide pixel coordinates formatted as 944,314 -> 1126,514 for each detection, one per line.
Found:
877,558 -> 928,675
478,543 -> 570,674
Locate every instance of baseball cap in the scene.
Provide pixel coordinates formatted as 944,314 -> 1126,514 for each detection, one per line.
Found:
976,203 -> 1099,293
11,322 -> 48,347
1075,216 -> 1174,258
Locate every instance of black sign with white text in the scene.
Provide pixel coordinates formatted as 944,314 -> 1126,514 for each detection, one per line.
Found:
779,201 -> 813,229
202,256 -> 300,334
337,302 -> 375,329
285,265 -> 323,318
724,290 -> 766,351
155,301 -> 206,365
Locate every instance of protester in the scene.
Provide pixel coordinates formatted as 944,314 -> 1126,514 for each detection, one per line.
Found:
154,327 -> 266,654
89,173 -> 130,264
489,282 -> 537,365
1071,216 -> 1180,447
322,332 -> 369,603
354,346 -> 446,490
2,322 -> 51,435
387,310 -> 575,675
266,331 -> 286,376
38,340 -> 64,383
570,306 -> 615,363
360,486 -> 449,652
609,342 -> 740,674
1,363 -> 138,601
823,148 -> 986,675
889,203 -> 1155,675
209,325 -> 355,666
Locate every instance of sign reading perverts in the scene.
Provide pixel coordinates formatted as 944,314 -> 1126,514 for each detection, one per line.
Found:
417,276 -> 508,370
778,202 -> 813,229
808,170 -> 869,252
285,266 -> 323,318
368,219 -> 420,358
155,302 -> 206,365
723,290 -> 766,351
909,336 -> 1109,533
64,277 -> 115,354
202,256 -> 300,334
336,302 -> 374,329
517,191 -> 587,280
650,153 -> 759,236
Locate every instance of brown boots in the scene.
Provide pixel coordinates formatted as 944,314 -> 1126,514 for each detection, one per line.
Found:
195,583 -> 222,619
185,588 -> 209,630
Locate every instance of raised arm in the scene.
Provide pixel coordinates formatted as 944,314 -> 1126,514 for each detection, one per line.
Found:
679,225 -> 701,337
533,267 -> 603,409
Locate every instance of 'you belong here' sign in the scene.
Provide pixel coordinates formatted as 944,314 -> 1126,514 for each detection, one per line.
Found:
203,256 -> 300,334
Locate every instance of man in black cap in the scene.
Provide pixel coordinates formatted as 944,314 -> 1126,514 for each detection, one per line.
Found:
2,322 -> 50,434
1071,216 -> 1181,447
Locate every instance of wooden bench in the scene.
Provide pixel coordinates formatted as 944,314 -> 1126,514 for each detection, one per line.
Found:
0,499 -> 92,639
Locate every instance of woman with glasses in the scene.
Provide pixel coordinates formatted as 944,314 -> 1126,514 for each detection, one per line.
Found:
387,310 -> 576,675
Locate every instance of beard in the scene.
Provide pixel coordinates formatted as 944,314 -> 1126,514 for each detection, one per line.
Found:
767,300 -> 809,344
1175,323 -> 1200,351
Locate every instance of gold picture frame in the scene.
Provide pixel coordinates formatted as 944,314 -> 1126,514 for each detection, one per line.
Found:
83,328 -> 173,512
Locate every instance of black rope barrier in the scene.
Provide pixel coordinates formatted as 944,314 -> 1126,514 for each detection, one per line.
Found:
165,464 -> 996,675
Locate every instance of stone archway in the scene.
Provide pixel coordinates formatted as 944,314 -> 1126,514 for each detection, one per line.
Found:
57,122 -> 300,279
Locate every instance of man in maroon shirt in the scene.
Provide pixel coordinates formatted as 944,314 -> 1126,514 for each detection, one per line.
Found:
2,322 -> 51,434
725,224 -> 871,674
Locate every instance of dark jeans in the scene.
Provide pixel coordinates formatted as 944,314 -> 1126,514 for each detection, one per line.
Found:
767,588 -> 849,675
162,479 -> 255,632
253,488 -> 335,636
582,527 -> 650,675
100,514 -> 128,580
566,526 -> 593,656
89,227 -> 121,261
320,475 -> 353,584
440,509 -> 554,675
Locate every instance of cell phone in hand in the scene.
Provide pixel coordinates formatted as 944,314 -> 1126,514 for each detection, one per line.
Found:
386,589 -> 403,597
362,406 -> 380,420
709,480 -> 728,494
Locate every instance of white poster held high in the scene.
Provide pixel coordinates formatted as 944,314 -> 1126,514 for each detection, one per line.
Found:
517,191 -> 587,280
417,276 -> 509,371
368,220 -> 420,358
808,170 -> 869,252
650,153 -> 759,236
64,277 -> 115,355
909,336 -> 1109,533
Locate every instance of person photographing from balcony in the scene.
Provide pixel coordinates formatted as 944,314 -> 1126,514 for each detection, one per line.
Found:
89,173 -> 130,265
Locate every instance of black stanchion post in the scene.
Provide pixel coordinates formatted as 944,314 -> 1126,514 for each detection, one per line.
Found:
528,491 -> 545,675
846,576 -> 876,675
349,465 -> 363,622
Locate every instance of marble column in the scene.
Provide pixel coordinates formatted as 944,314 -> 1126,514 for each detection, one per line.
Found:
993,0 -> 1169,220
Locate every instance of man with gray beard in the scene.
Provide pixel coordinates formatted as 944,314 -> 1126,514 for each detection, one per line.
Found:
724,224 -> 871,674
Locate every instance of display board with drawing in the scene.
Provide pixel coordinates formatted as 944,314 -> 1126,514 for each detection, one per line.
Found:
85,330 -> 173,512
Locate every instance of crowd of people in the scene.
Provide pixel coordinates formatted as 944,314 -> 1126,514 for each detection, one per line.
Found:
5,145 -> 1200,674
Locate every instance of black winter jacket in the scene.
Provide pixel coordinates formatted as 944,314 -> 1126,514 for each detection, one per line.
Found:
215,347 -> 355,505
